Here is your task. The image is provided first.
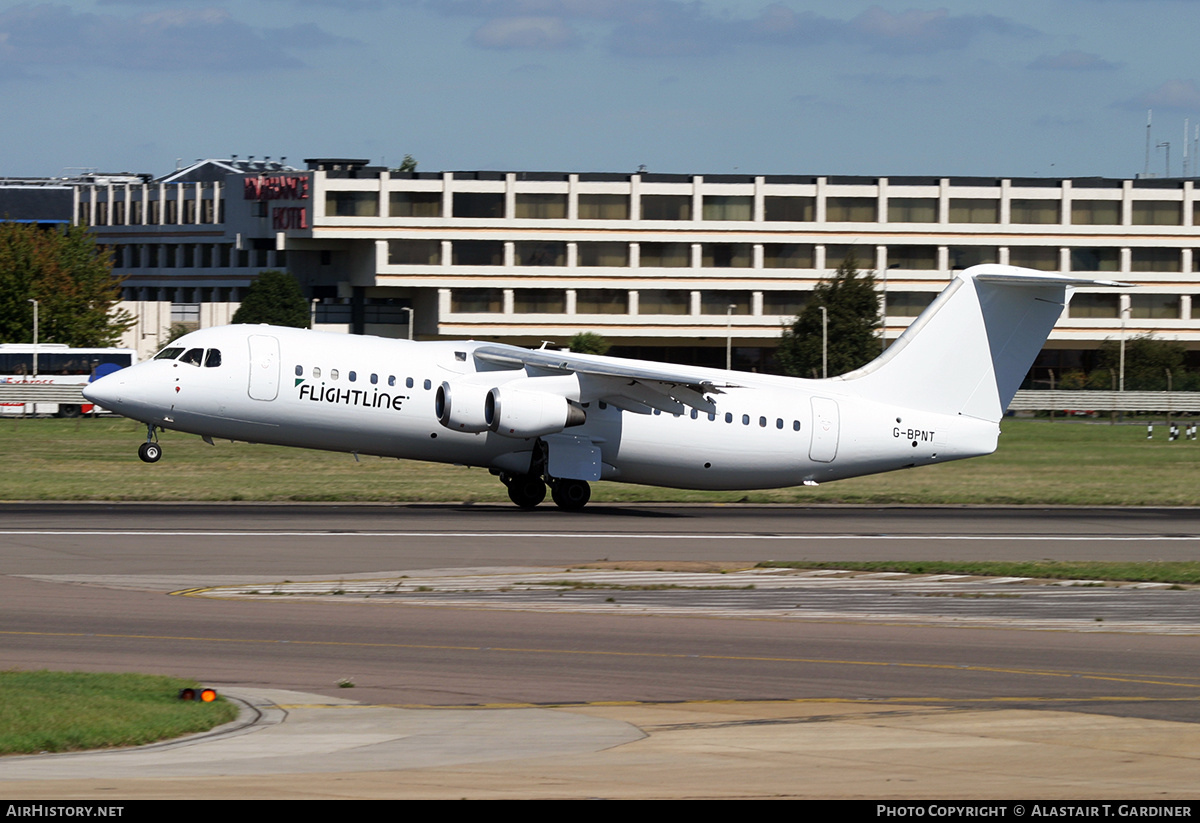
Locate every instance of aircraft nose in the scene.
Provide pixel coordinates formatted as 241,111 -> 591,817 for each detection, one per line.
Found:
82,374 -> 117,405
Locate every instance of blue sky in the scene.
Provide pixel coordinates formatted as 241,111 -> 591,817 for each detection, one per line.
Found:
3,0 -> 1200,179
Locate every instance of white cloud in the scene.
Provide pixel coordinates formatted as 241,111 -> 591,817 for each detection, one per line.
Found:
471,15 -> 580,49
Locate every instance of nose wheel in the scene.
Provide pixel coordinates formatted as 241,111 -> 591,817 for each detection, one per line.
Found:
138,424 -> 162,463
137,442 -> 162,463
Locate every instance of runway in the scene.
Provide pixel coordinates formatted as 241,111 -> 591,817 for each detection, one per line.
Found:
2,503 -> 1199,798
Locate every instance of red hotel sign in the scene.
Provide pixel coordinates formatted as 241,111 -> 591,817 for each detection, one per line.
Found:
244,174 -> 310,230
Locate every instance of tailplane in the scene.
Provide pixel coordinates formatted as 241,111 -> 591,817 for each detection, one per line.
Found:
840,265 -> 1128,423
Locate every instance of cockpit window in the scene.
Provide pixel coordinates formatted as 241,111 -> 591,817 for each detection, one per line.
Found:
180,348 -> 204,367
204,349 -> 222,368
154,347 -> 184,361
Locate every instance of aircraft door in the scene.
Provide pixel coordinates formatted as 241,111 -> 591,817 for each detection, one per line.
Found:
809,397 -> 840,463
247,334 -> 280,401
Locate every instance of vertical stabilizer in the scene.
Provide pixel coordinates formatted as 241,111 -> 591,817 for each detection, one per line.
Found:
839,265 -> 1126,423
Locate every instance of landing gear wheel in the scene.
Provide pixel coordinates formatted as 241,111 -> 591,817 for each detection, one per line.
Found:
505,474 -> 546,509
137,442 -> 162,463
550,479 -> 591,511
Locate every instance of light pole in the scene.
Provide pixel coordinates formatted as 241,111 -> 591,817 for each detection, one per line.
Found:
726,304 -> 735,370
401,307 -> 414,341
27,299 -> 38,376
1119,304 -> 1129,393
819,304 -> 828,379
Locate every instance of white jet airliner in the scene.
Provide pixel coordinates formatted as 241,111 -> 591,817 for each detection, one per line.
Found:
83,265 -> 1121,511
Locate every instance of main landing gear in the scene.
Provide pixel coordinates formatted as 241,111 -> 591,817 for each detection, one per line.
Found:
137,424 -> 162,463
499,472 -> 591,511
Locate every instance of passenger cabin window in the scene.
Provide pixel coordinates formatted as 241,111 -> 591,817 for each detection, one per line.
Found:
313,367 -> 321,378
155,348 -> 184,360
204,349 -> 222,368
388,376 -> 396,387
180,348 -> 204,367
330,369 -> 340,380
349,371 -> 357,382
406,377 -> 414,388
295,365 -> 303,376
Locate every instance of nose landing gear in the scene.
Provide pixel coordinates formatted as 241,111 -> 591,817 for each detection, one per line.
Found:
137,424 -> 162,463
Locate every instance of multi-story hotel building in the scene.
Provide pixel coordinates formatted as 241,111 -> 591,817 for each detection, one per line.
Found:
77,158 -> 1200,377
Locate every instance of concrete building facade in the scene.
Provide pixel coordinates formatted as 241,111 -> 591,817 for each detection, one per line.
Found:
77,160 -> 1200,377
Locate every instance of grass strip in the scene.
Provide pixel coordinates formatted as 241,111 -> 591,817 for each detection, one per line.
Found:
2,416 -> 1198,506
756,560 -> 1200,585
0,670 -> 239,755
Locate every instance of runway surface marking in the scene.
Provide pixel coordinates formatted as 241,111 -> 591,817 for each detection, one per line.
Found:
0,530 -> 1195,541
3,627 -> 1198,690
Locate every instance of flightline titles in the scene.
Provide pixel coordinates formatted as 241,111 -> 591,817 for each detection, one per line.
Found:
876,807 -> 1194,818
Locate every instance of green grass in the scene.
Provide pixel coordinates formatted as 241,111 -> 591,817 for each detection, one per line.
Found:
1,416 -> 1197,505
0,671 -> 239,755
755,560 -> 1200,585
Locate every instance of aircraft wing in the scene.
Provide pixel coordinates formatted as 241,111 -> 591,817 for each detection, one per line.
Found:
472,344 -> 739,414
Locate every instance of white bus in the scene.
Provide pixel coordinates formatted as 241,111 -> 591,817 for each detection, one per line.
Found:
0,344 -> 138,417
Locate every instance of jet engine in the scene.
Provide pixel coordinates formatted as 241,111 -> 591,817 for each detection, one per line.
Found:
435,381 -> 491,433
485,387 -> 585,439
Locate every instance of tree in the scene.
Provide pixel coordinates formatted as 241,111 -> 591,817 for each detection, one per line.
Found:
0,223 -> 134,346
231,270 -> 310,328
1092,333 -> 1190,391
569,332 -> 610,356
776,252 -> 880,377
393,154 -> 417,173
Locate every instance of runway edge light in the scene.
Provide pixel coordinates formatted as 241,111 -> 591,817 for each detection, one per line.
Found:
179,687 -> 218,702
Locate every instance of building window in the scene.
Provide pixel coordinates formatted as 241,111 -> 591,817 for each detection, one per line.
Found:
888,292 -> 936,317
514,289 -> 566,313
888,198 -> 937,223
949,246 -> 998,269
170,303 -> 200,331
887,246 -> 937,270
826,197 -> 876,222
1130,248 -> 1182,272
1070,200 -> 1120,225
388,240 -> 441,266
575,289 -> 628,314
389,192 -> 442,217
948,198 -> 999,223
577,242 -> 629,267
763,244 -> 814,269
1070,248 -> 1120,272
452,192 -> 505,218
641,195 -> 691,221
325,191 -> 378,217
1130,294 -> 1180,319
578,194 -> 629,220
1008,247 -> 1059,271
639,242 -> 691,267
515,194 -> 566,219
825,245 -> 874,269
1069,294 -> 1120,318
701,243 -> 751,268
700,291 -> 751,315
452,240 -> 504,266
450,288 -> 503,313
702,195 -> 752,221
764,196 -> 815,222
184,200 -> 196,223
637,290 -> 690,314
1132,201 -> 1182,226
315,301 -> 351,323
762,291 -> 807,316
515,241 -> 566,266
1010,199 -> 1059,224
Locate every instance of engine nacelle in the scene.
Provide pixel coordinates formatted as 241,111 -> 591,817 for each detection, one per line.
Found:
435,381 -> 491,433
485,387 -> 586,439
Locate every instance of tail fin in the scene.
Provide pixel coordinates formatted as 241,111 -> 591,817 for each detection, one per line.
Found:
840,265 -> 1127,423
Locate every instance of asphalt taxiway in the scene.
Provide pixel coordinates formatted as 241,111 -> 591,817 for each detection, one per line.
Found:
1,503 -> 1198,798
